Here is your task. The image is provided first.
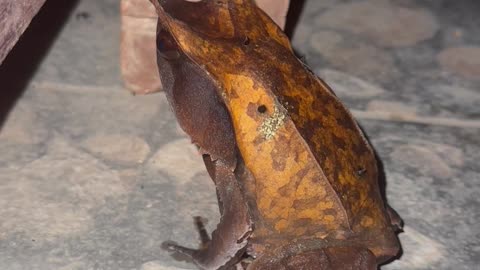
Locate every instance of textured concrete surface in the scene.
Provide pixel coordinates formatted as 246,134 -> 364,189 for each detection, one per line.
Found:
0,0 -> 479,269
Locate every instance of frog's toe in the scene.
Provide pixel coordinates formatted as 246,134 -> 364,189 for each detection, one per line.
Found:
161,216 -> 212,259
162,241 -> 196,255
193,216 -> 211,246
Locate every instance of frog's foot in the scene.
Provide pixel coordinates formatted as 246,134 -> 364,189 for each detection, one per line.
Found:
162,216 -> 210,258
162,212 -> 250,269
162,241 -> 195,257
162,162 -> 252,269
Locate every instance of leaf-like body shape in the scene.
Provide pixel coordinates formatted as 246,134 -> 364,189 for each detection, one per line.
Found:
149,0 -> 400,269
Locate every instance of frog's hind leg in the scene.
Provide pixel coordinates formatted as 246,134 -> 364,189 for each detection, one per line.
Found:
163,160 -> 252,270
249,246 -> 378,270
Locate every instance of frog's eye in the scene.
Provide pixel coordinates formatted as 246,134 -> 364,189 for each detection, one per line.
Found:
157,30 -> 180,60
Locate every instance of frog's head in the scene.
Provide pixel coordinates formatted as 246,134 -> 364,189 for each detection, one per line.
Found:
149,0 -> 298,149
149,0 -> 294,95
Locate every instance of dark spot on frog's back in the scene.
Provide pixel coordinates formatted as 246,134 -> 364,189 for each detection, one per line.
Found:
253,135 -> 264,146
257,105 -> 267,114
292,198 -> 320,210
229,88 -> 240,99
348,190 -> 361,202
293,218 -> 313,228
332,164 -> 341,181
295,166 -> 310,180
277,184 -> 290,197
270,145 -> 287,171
332,104 -> 357,132
312,96 -> 331,117
352,138 -> 370,157
246,102 -> 258,118
331,134 -> 347,149
299,118 -> 322,142
323,208 -> 337,217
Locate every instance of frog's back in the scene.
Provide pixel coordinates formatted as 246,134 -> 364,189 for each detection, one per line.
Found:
229,44 -> 397,257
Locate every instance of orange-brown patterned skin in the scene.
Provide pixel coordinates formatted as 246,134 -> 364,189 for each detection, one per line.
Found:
149,1 -> 400,269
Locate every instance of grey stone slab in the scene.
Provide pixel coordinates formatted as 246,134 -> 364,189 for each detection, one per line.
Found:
21,84 -> 177,156
0,87 -> 215,270
31,0 -> 123,86
294,0 -> 480,120
358,120 -> 480,270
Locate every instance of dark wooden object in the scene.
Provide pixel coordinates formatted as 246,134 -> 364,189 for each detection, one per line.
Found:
0,0 -> 46,65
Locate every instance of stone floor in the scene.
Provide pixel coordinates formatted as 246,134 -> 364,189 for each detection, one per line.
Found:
0,0 -> 479,269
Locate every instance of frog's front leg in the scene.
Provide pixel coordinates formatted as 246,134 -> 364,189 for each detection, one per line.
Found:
164,157 -> 252,270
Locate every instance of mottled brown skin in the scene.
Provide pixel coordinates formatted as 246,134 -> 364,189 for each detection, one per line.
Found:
149,0 -> 401,269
